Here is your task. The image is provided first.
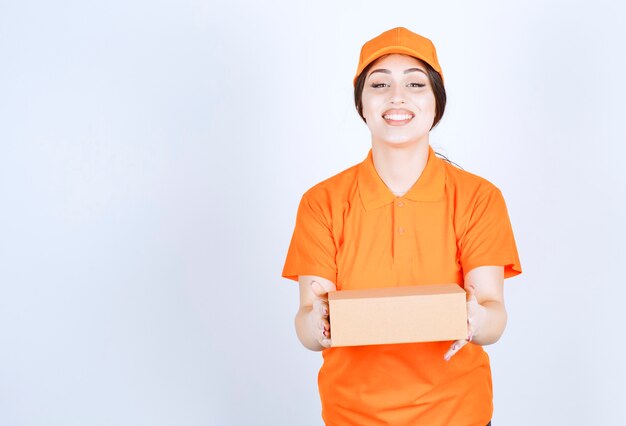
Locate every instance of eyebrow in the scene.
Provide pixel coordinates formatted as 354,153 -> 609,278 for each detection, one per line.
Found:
368,67 -> 428,78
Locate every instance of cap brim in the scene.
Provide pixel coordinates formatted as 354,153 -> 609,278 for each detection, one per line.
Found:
353,46 -> 443,86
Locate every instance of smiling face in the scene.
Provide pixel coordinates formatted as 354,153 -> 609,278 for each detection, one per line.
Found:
361,54 -> 437,147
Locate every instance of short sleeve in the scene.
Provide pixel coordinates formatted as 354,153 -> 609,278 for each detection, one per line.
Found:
281,193 -> 338,284
459,187 -> 522,279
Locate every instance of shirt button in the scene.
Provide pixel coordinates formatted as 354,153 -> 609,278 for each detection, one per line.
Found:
398,227 -> 405,235
397,201 -> 405,207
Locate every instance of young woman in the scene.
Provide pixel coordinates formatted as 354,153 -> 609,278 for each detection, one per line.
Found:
282,27 -> 521,425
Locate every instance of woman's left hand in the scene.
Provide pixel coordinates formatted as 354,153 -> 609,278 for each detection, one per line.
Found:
444,283 -> 485,361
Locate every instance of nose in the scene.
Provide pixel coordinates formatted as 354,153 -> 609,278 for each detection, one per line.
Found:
389,85 -> 406,104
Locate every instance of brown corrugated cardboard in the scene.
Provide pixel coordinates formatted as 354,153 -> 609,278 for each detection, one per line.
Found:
328,284 -> 467,347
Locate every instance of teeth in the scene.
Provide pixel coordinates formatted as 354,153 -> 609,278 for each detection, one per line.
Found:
383,114 -> 413,121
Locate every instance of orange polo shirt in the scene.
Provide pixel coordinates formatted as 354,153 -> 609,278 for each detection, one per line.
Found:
282,146 -> 522,426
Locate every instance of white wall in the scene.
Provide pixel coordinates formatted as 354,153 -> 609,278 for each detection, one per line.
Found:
1,0 -> 625,424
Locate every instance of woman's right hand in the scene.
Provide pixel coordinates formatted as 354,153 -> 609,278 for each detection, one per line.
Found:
296,276 -> 337,351
310,280 -> 336,348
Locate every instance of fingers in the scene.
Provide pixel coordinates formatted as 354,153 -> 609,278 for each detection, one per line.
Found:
319,317 -> 331,348
310,311 -> 332,348
310,284 -> 332,348
444,339 -> 468,362
465,283 -> 480,326
446,286 -> 476,359
312,298 -> 329,319
465,284 -> 482,342
444,284 -> 482,361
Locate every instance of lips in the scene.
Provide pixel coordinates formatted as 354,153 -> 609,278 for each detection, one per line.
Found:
382,109 -> 414,125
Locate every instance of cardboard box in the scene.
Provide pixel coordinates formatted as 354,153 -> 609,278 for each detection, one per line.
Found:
328,284 -> 467,347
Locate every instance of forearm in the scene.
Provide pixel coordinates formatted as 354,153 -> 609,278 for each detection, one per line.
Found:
295,307 -> 324,351
472,300 -> 508,346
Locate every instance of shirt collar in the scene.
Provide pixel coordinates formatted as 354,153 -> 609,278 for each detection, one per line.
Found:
357,146 -> 446,211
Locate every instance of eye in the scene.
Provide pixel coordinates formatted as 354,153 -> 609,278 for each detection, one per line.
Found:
407,82 -> 426,88
370,83 -> 390,88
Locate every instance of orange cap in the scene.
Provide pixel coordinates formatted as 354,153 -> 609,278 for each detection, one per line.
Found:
353,27 -> 443,86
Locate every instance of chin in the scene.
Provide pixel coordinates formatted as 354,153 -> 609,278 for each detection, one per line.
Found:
384,138 -> 412,145
379,135 -> 427,146
371,125 -> 428,144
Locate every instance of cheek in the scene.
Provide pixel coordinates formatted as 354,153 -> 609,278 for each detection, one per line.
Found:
414,96 -> 437,119
361,97 -> 379,121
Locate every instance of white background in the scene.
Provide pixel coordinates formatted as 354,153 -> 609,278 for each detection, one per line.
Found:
1,0 -> 625,425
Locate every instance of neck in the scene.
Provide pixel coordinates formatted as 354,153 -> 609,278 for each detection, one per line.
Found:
371,139 -> 430,197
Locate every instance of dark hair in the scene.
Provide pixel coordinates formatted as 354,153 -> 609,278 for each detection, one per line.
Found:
354,55 -> 447,130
